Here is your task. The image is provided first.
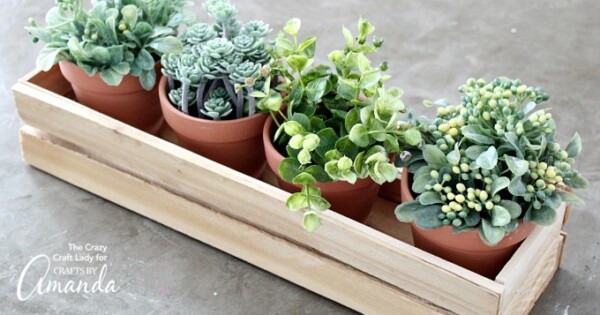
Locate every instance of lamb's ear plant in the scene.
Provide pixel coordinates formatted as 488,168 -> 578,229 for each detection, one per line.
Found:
26,0 -> 194,90
257,18 -> 422,231
161,0 -> 273,119
395,77 -> 589,245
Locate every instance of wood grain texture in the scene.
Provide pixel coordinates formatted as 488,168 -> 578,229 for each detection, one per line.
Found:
19,126 -> 451,315
13,68 -> 570,315
13,69 -> 504,315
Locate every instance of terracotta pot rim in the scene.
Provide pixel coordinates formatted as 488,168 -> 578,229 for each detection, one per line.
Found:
159,76 -> 268,126
263,115 -> 375,190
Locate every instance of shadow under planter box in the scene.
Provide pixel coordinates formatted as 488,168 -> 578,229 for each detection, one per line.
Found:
13,66 -> 571,315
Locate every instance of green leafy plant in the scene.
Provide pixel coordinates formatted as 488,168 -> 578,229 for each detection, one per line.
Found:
258,18 -> 421,231
26,0 -> 194,90
395,77 -> 589,245
161,0 -> 272,120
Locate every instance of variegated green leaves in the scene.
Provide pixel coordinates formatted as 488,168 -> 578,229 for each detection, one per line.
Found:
262,18 -> 420,232
27,0 -> 193,90
396,77 -> 588,246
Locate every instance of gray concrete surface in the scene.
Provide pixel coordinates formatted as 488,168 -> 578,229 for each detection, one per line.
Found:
1,0 -> 599,314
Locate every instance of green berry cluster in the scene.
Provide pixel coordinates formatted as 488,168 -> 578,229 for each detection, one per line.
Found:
397,77 -> 588,246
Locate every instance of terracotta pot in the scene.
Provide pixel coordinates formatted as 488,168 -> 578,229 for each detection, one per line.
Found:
263,116 -> 380,222
59,60 -> 164,135
159,77 -> 267,178
400,168 -> 536,278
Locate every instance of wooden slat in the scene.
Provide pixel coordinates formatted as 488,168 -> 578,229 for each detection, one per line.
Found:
13,74 -> 504,315
496,234 -> 564,315
495,204 -> 566,314
19,126 -> 451,315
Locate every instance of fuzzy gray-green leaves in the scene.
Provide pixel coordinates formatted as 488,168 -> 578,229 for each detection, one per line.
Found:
27,0 -> 193,90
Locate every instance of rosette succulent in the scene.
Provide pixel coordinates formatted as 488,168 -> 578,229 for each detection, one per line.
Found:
26,0 -> 195,90
161,0 -> 272,120
395,77 -> 589,246
255,18 -> 422,231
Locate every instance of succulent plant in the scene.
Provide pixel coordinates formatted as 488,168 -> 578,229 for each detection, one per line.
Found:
161,0 -> 272,120
395,77 -> 588,246
254,18 -> 422,231
169,88 -> 197,110
26,0 -> 195,90
201,97 -> 233,120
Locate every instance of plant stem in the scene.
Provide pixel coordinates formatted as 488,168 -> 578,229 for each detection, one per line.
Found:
236,90 -> 244,118
247,87 -> 256,116
167,77 -> 175,91
196,81 -> 207,117
181,81 -> 190,114
221,77 -> 240,117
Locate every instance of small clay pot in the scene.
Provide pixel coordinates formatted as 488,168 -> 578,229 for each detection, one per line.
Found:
59,60 -> 164,135
400,168 -> 536,278
159,77 -> 267,178
263,116 -> 380,222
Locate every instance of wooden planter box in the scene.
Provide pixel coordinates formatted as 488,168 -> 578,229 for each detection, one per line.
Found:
13,67 -> 570,315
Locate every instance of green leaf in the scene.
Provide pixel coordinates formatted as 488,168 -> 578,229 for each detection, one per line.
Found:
508,176 -> 528,196
337,78 -> 359,101
476,146 -> 498,170
504,132 -> 523,156
566,173 -> 590,189
491,177 -> 510,196
297,36 -> 317,57
395,201 -> 421,222
283,18 -> 301,36
462,126 -> 495,145
147,36 -> 182,54
345,108 -> 360,133
292,172 -> 317,185
335,137 -> 359,159
100,68 -> 125,86
359,70 -> 381,89
278,158 -> 302,182
316,128 -> 338,157
357,18 -> 374,43
139,69 -> 156,91
465,146 -> 488,160
446,147 -> 460,165
135,48 -> 155,71
384,134 -> 400,153
306,78 -> 327,103
479,219 -> 506,246
376,162 -> 398,183
418,191 -> 443,205
349,124 -> 369,147
529,206 -> 557,226
286,193 -> 307,212
505,155 -> 529,176
121,5 -> 139,28
250,91 -> 267,98
36,45 -> 64,71
499,200 -> 522,219
287,54 -> 309,73
291,113 -> 311,131
303,211 -> 322,232
464,210 -> 481,226
555,190 -> 584,206
275,37 -> 294,56
491,206 -> 511,227
423,145 -> 447,168
305,165 -> 330,183
565,132 -> 582,158
404,129 -> 422,146
415,205 -> 443,229
283,121 -> 303,136
297,149 -> 312,165
342,26 -> 354,47
412,173 -> 433,194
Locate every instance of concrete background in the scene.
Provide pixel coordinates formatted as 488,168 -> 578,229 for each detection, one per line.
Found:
1,0 -> 599,314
